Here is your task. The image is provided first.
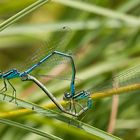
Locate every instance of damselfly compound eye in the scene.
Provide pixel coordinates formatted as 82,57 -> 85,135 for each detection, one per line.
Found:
63,92 -> 72,100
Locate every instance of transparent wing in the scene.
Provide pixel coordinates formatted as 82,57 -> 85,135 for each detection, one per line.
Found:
4,26 -> 72,72
1,27 -> 77,95
87,64 -> 140,93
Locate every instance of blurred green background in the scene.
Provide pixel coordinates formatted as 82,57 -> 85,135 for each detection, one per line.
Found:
0,0 -> 140,140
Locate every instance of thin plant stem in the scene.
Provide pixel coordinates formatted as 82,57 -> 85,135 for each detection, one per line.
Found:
53,0 -> 140,26
0,0 -> 50,32
0,83 -> 140,118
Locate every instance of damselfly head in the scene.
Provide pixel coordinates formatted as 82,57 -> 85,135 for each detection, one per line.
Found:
63,92 -> 72,100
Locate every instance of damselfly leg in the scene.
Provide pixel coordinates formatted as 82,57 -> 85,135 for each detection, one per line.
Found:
69,99 -> 77,114
0,79 -> 8,100
7,80 -> 17,104
63,90 -> 93,116
0,79 -> 17,104
74,98 -> 92,116
0,79 -> 7,92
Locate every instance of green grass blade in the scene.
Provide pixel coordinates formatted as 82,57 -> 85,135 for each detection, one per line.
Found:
81,123 -> 122,140
0,0 -> 50,32
118,0 -> 140,12
0,93 -> 121,140
53,0 -> 140,26
0,118 -> 62,140
0,19 -> 137,37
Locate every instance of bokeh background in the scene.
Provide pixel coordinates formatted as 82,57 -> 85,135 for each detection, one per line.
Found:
0,0 -> 140,140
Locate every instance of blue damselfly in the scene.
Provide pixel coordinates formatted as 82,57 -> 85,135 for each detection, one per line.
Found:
0,27 -> 92,117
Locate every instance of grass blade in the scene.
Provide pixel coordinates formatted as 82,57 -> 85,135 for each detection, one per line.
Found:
0,19 -> 137,37
0,0 -> 50,32
0,93 -> 121,140
0,118 -> 62,140
53,0 -> 140,26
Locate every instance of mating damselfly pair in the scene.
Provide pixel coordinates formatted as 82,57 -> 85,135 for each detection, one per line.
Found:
0,27 -> 92,117
1,27 -> 140,117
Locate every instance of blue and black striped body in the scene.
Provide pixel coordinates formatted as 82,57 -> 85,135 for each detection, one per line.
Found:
0,69 -> 20,80
63,90 -> 93,109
